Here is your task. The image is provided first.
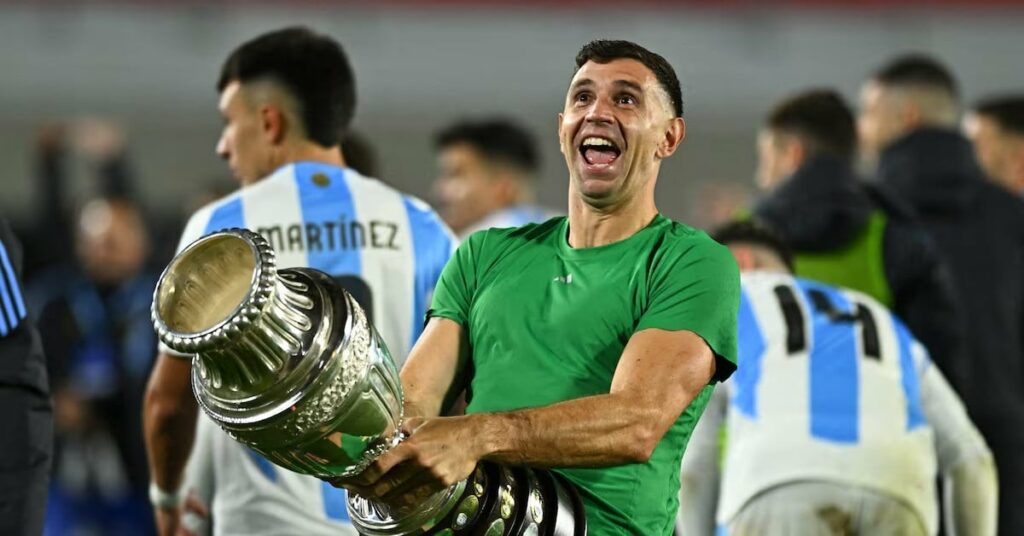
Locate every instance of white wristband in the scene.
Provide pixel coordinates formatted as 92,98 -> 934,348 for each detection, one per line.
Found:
149,481 -> 182,510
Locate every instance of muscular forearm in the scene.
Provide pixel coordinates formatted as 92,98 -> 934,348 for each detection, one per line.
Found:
472,390 -> 693,468
143,355 -> 199,490
144,388 -> 198,489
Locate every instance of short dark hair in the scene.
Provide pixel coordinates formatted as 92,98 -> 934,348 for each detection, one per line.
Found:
766,89 -> 857,160
574,40 -> 683,118
872,53 -> 959,99
217,27 -> 356,147
435,119 -> 539,175
974,94 -> 1024,136
712,220 -> 795,273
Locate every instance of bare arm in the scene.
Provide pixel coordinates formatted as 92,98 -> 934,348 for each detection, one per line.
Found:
143,353 -> 198,492
920,362 -> 998,536
355,328 -> 718,505
399,317 -> 470,419
474,328 -> 716,467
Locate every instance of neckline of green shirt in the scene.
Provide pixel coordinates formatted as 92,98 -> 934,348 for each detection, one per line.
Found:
556,213 -> 670,261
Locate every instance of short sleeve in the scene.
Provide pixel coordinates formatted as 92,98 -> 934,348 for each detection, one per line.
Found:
636,237 -> 740,382
426,231 -> 484,326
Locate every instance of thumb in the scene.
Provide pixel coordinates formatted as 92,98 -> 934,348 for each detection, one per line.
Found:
401,416 -> 428,436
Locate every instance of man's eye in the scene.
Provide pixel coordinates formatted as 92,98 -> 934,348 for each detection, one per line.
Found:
618,95 -> 636,105
575,93 -> 591,104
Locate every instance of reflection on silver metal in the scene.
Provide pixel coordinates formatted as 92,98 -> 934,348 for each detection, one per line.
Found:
484,518 -> 506,536
529,490 -> 544,524
152,228 -> 588,535
453,494 -> 479,529
151,229 -> 460,534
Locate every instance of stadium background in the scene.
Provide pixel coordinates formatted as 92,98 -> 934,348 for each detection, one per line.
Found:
2,1 -> 1023,534
1,1 -> 1023,228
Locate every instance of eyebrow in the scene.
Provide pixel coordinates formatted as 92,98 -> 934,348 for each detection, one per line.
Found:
569,78 -> 644,94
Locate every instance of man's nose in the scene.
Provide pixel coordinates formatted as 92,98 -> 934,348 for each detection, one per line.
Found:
585,97 -> 614,125
215,134 -> 229,160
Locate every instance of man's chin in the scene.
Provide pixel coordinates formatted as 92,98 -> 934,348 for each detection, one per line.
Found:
577,179 -> 623,206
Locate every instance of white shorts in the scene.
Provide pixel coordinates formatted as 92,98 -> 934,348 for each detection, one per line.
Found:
726,481 -> 928,536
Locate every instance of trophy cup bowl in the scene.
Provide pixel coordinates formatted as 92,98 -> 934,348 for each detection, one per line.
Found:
152,228 -> 585,535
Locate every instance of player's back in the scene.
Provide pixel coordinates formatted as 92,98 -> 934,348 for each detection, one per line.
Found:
178,162 -> 454,535
721,271 -> 937,531
179,161 -> 455,362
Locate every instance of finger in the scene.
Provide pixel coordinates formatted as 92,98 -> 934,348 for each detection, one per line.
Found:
183,493 -> 210,518
360,443 -> 417,487
371,460 -> 426,498
379,470 -> 447,508
401,417 -> 426,435
328,478 -> 372,498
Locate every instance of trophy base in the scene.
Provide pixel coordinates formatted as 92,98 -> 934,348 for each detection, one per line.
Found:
348,463 -> 586,536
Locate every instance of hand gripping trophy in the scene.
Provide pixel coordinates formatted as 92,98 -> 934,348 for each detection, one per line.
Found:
151,229 -> 586,536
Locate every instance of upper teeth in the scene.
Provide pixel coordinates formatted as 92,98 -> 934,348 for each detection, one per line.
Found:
583,137 -> 614,147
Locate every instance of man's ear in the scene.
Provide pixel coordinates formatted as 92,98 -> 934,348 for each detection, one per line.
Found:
1013,141 -> 1024,187
656,117 -> 686,159
728,244 -> 756,272
784,138 -> 806,172
261,105 -> 287,145
557,113 -> 565,155
902,101 -> 924,132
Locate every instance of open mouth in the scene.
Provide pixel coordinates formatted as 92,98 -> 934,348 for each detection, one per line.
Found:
579,136 -> 621,167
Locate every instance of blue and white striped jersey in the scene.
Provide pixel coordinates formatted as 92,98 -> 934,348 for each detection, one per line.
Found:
721,271 -> 939,531
679,272 -> 991,536
0,229 -> 27,338
177,162 -> 455,536
173,161 -> 456,363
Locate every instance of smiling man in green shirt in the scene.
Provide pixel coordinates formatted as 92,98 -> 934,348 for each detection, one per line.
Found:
347,40 -> 739,535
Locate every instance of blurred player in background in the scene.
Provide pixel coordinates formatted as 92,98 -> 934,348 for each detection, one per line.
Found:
0,216 -> 51,536
143,27 -> 454,536
751,88 -> 965,405
34,198 -> 157,535
860,54 -> 1024,535
433,118 -> 557,237
679,221 -> 996,536
964,94 -> 1024,196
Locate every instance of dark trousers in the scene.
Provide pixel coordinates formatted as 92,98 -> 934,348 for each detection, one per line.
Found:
0,387 -> 53,536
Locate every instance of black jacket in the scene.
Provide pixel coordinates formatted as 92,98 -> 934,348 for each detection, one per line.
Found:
755,155 -> 966,387
0,217 -> 49,397
879,129 -> 1024,415
880,129 -> 1024,535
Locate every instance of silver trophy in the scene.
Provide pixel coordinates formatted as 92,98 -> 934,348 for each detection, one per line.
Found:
152,229 -> 585,536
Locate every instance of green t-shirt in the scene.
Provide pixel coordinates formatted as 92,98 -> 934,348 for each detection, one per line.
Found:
427,215 -> 739,535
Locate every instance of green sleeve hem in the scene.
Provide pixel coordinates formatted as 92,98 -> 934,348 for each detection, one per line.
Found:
426,308 -> 467,327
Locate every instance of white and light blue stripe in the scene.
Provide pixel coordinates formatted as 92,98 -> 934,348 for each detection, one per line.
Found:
0,240 -> 27,337
733,274 -> 929,444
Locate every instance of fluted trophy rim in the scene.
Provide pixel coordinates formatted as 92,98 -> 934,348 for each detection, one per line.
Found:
151,227 -> 276,354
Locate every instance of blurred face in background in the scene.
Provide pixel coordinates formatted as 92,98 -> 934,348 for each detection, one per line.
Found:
857,81 -> 912,161
964,113 -> 1024,193
559,58 -> 684,209
755,129 -> 803,192
434,143 -> 514,233
76,199 -> 148,286
216,80 -> 281,185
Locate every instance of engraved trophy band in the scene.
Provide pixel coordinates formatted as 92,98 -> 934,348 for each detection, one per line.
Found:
151,228 -> 586,535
